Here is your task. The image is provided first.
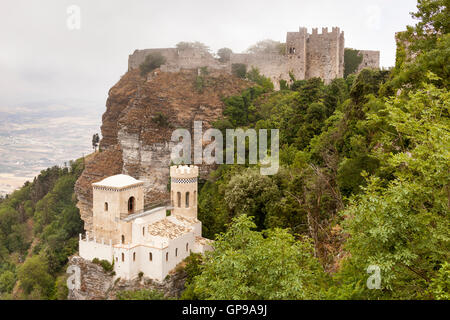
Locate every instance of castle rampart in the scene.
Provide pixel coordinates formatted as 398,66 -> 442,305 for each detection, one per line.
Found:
128,26 -> 379,89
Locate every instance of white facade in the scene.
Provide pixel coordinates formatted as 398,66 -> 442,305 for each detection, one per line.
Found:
79,165 -> 213,281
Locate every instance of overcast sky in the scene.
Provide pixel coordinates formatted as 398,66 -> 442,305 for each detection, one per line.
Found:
0,0 -> 418,110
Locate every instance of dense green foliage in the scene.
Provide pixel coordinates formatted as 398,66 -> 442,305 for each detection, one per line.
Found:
186,215 -> 327,299
0,160 -> 84,299
344,48 -> 364,77
186,0 -> 449,300
116,288 -> 167,300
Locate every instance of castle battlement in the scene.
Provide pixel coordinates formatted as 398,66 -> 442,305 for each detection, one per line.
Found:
170,165 -> 199,179
128,26 -> 379,89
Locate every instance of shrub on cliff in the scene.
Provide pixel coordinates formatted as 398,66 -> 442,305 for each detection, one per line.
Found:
139,53 -> 166,77
231,63 -> 247,79
92,258 -> 113,273
217,48 -> 233,63
116,288 -> 166,300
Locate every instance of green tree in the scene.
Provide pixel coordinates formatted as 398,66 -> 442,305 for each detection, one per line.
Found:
224,168 -> 280,230
231,63 -> 247,79
116,288 -> 166,300
217,48 -> 233,63
191,215 -> 327,299
17,255 -> 54,298
339,82 -> 450,299
0,271 -> 15,294
344,48 -> 363,78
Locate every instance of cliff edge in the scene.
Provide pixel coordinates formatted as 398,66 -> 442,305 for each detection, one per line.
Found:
75,68 -> 250,233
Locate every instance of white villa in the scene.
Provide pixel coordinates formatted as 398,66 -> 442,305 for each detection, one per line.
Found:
79,165 -> 213,281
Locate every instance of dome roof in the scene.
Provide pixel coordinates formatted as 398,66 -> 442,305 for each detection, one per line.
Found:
92,174 -> 143,188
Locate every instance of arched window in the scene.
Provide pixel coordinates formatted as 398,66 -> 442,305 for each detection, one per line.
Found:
128,196 -> 135,214
166,252 -> 168,262
142,227 -> 145,236
185,192 -> 190,208
177,192 -> 181,207
133,252 -> 136,261
186,243 -> 189,252
104,202 -> 108,211
121,253 -> 124,262
149,252 -> 152,261
175,248 -> 178,257
121,235 -> 125,244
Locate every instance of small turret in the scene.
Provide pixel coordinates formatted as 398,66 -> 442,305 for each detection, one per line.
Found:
170,165 -> 199,219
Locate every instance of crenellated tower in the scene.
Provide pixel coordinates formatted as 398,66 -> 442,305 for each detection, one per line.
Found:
170,165 -> 198,219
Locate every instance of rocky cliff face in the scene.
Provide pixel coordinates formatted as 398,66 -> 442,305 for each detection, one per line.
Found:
67,255 -> 186,299
75,68 -> 249,233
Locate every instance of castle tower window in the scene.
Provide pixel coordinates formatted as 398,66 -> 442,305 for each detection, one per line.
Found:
104,202 -> 108,211
121,235 -> 125,244
128,197 -> 135,214
166,252 -> 168,262
133,252 -> 136,261
149,252 -> 152,261
177,192 -> 181,207
142,227 -> 145,236
175,248 -> 178,257
185,192 -> 190,208
122,253 -> 124,262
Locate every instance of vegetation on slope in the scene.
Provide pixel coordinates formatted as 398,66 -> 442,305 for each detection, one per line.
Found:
0,0 -> 448,301
185,0 -> 449,300
0,159 -> 84,299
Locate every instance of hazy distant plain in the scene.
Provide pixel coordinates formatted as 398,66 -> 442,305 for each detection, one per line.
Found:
0,101 -> 102,196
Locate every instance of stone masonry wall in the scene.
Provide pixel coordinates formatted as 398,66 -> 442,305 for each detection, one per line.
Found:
128,26 -> 367,88
357,50 -> 380,72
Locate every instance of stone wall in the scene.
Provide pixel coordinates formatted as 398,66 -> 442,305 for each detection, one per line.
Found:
128,47 -> 228,73
128,26 -> 370,88
357,50 -> 380,72
306,27 -> 344,82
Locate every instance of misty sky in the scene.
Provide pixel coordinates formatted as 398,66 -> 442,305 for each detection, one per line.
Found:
0,0 -> 419,110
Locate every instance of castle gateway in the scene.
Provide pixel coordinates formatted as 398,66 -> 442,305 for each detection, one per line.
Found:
128,26 -> 380,88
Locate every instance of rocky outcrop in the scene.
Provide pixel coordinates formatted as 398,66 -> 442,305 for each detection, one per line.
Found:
67,255 -> 187,300
75,68 -> 249,233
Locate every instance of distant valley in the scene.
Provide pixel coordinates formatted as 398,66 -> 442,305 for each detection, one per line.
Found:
0,100 -> 103,196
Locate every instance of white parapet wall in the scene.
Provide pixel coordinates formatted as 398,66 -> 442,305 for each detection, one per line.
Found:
79,234 -> 114,263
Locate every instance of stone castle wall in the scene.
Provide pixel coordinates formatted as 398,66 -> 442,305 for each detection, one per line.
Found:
357,50 -> 380,72
127,26 -> 379,88
305,27 -> 344,80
